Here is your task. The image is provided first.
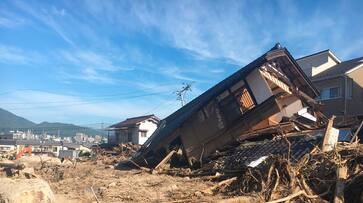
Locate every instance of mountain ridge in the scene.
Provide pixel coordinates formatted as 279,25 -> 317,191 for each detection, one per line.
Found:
0,108 -> 106,137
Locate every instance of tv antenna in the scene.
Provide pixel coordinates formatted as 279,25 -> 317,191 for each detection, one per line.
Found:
175,82 -> 193,107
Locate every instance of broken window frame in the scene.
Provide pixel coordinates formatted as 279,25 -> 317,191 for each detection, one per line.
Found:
232,86 -> 255,113
216,84 -> 256,122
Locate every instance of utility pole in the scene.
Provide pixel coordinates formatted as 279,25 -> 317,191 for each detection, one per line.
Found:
175,83 -> 193,107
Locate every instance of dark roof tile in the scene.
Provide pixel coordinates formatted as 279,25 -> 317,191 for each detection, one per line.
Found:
109,115 -> 159,128
313,56 -> 363,80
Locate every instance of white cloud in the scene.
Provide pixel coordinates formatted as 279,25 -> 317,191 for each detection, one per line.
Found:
0,10 -> 27,28
0,90 -> 178,124
159,66 -> 197,82
128,1 -> 266,64
59,68 -> 117,84
13,1 -> 75,46
79,1 -> 268,64
60,50 -> 131,72
57,49 -> 134,84
0,45 -> 44,65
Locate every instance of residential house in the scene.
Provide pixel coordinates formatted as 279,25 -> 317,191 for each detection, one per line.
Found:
0,139 -> 92,158
132,44 -> 325,168
296,50 -> 363,121
108,115 -> 160,145
0,140 -> 62,157
18,140 -> 63,156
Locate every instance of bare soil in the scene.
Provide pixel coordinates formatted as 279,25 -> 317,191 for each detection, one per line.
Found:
35,161 -> 225,203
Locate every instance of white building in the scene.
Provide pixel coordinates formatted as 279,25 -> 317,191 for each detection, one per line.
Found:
108,115 -> 160,145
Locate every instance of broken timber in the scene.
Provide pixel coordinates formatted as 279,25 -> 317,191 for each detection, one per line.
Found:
154,150 -> 176,171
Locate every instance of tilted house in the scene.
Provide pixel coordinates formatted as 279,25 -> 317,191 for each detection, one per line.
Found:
132,44 -> 324,168
108,115 -> 160,145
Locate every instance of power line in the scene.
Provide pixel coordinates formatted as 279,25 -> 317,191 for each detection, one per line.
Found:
142,99 -> 177,116
4,91 -> 170,110
0,84 -> 178,105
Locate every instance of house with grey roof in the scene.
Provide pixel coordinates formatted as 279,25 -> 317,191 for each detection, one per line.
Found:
297,50 -> 363,122
107,115 -> 160,145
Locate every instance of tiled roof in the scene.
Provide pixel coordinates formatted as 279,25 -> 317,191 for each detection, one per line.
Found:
313,56 -> 363,80
296,49 -> 330,61
109,114 -> 159,128
222,132 -> 323,169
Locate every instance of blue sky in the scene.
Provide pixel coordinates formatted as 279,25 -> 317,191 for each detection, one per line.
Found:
0,0 -> 362,127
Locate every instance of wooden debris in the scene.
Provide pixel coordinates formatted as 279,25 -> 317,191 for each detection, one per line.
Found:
202,177 -> 237,195
322,115 -> 337,152
334,164 -> 347,203
351,120 -> 363,143
154,150 -> 176,171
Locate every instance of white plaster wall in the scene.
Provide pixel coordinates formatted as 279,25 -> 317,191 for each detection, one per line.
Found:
297,52 -> 338,77
138,120 -> 158,145
246,69 -> 273,104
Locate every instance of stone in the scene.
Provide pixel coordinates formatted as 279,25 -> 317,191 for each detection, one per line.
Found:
0,178 -> 55,203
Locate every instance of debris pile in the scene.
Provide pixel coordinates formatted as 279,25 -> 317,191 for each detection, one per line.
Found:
94,143 -> 141,165
198,142 -> 362,202
140,128 -> 360,202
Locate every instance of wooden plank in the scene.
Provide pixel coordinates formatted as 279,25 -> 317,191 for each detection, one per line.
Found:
259,69 -> 292,94
322,116 -> 337,152
154,150 -> 176,170
334,165 -> 347,203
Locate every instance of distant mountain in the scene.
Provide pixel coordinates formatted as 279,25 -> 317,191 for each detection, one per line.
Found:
0,108 -> 36,128
0,108 -> 106,137
35,121 -> 107,137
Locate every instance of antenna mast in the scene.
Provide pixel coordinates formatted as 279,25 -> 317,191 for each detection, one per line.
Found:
175,83 -> 192,107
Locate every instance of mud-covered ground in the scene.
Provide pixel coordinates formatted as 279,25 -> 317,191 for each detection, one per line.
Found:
34,160 -> 225,203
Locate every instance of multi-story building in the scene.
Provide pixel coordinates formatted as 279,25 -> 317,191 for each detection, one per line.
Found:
297,50 -> 363,123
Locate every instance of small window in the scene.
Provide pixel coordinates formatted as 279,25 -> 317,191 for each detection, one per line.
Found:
318,87 -> 341,100
330,87 -> 340,98
140,131 -> 147,138
235,88 -> 255,113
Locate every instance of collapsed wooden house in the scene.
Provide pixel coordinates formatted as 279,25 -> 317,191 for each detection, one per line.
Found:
132,44 -> 327,168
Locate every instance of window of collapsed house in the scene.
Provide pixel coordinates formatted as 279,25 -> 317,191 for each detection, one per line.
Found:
217,80 -> 255,125
230,80 -> 255,113
234,87 -> 255,113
